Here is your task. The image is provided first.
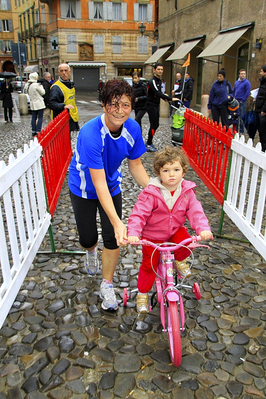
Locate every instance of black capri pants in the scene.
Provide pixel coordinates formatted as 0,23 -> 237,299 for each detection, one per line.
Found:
70,191 -> 122,250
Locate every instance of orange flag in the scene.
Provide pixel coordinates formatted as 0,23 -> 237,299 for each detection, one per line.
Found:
182,53 -> 190,67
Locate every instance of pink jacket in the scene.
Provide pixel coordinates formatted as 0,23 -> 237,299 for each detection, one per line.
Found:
127,179 -> 211,241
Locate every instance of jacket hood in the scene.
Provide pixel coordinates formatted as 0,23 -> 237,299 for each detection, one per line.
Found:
147,177 -> 196,210
29,72 -> 39,82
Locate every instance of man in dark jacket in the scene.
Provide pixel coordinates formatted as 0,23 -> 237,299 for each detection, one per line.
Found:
183,72 -> 194,108
49,63 -> 79,132
38,72 -> 51,124
146,62 -> 178,152
255,64 -> 266,152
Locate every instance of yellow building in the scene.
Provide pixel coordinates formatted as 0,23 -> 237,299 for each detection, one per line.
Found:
11,0 -> 158,91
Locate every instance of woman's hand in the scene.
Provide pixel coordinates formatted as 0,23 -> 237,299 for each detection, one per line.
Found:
200,230 -> 213,240
127,236 -> 140,244
113,219 -> 128,247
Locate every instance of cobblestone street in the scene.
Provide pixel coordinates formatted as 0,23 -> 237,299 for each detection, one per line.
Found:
0,96 -> 265,399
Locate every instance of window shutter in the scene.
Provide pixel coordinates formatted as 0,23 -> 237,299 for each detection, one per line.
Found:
0,41 -> 3,52
103,2 -> 108,20
107,2 -> 112,20
60,0 -> 67,18
138,36 -> 147,54
122,3 -> 127,21
8,19 -> 12,32
88,1 -> 94,19
76,0 -> 81,19
134,3 -> 139,21
112,35 -> 122,53
7,0 -> 11,10
0,22 -> 2,33
147,4 -> 153,22
94,35 -> 104,53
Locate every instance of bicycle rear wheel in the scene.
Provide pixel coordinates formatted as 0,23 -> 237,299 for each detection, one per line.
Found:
167,301 -> 182,367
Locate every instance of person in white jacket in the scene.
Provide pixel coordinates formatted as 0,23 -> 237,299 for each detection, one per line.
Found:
25,72 -> 45,136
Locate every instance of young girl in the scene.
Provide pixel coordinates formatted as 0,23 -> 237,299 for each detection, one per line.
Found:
127,146 -> 212,313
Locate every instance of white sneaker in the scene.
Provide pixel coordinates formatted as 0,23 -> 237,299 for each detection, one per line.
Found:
84,248 -> 99,276
100,281 -> 118,310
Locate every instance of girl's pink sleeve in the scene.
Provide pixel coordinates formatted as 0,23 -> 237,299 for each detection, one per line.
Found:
186,190 -> 211,234
127,191 -> 154,237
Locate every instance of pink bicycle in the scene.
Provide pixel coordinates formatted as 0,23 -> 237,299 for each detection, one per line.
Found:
123,236 -> 209,367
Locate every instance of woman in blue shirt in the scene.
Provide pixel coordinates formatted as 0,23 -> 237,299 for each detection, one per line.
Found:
69,79 -> 149,311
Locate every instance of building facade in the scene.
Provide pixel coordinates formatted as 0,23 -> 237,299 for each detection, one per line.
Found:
0,0 -> 16,72
157,0 -> 266,109
13,0 -> 158,91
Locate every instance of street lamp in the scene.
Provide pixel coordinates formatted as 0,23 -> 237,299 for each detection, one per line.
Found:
138,22 -> 158,40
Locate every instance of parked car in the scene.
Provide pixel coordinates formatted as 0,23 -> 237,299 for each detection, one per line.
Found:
11,76 -> 27,91
119,77 -> 147,86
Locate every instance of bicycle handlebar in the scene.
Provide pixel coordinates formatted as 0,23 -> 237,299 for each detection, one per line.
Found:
130,235 -> 202,252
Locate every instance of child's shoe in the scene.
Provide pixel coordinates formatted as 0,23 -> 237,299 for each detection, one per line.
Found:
175,260 -> 191,278
136,293 -> 149,313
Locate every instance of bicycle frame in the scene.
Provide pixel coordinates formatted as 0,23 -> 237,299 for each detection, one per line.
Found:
128,235 -> 208,367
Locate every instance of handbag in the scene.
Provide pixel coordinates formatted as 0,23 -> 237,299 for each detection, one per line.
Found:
0,92 -> 5,101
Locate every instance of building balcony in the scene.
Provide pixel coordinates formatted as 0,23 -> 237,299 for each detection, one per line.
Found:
33,23 -> 47,38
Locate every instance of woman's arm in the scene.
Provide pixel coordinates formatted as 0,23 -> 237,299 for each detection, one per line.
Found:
89,167 -> 127,246
128,157 -> 149,188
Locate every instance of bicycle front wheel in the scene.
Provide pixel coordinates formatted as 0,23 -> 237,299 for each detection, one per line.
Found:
167,301 -> 182,367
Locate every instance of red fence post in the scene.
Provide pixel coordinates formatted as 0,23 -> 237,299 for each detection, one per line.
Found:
38,110 -> 72,217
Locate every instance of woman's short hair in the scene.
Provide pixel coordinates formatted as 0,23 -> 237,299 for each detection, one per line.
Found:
101,79 -> 135,108
153,146 -> 190,175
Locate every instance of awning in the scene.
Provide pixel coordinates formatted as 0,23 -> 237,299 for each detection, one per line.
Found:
24,65 -> 39,73
166,39 -> 201,61
197,27 -> 249,58
68,62 -> 106,67
145,46 -> 171,64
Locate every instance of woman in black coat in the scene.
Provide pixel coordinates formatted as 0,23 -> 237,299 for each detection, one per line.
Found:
1,78 -> 13,123
132,71 -> 147,133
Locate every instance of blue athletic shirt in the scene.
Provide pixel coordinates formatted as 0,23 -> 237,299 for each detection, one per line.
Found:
68,114 -> 146,199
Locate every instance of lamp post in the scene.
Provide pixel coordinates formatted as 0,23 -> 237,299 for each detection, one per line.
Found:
138,22 -> 158,40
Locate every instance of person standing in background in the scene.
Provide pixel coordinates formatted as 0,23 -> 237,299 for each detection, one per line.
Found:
170,72 -> 183,116
1,78 -> 13,123
183,72 -> 194,108
233,69 -> 251,135
38,72 -> 52,125
146,63 -> 178,152
132,72 -> 147,133
208,68 -> 233,130
49,63 -> 79,132
255,65 -> 266,152
25,72 -> 45,137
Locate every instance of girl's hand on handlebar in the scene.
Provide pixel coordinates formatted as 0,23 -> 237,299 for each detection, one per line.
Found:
127,236 -> 140,244
199,230 -> 213,241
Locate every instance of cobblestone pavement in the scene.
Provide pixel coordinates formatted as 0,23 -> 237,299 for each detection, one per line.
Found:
0,100 -> 266,399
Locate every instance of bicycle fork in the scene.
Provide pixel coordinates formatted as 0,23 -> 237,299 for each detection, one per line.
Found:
159,259 -> 185,332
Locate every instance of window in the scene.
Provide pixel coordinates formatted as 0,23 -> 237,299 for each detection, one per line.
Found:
2,20 -> 9,31
0,0 -> 10,10
139,4 -> 147,21
112,3 -> 121,21
66,1 -> 75,18
94,35 -> 104,53
67,34 -> 77,53
134,3 -> 153,22
112,36 -> 122,53
35,10 -> 40,24
138,36 -> 148,54
94,2 -> 103,20
3,40 -> 11,52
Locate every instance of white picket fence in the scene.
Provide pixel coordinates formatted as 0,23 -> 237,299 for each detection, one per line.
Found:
0,139 -> 51,328
223,134 -> 266,259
